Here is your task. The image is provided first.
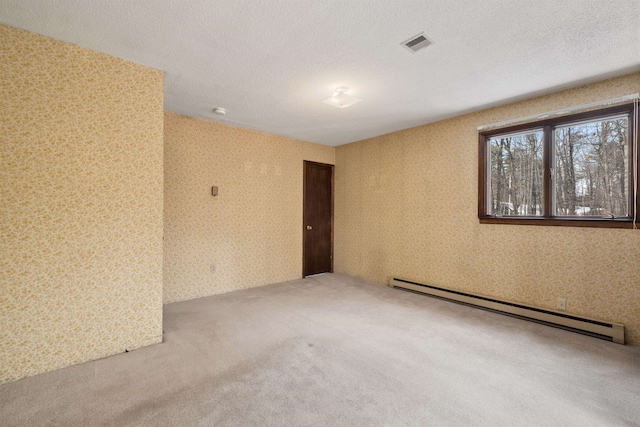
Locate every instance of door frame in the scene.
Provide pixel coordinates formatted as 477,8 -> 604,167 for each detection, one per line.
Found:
302,160 -> 334,277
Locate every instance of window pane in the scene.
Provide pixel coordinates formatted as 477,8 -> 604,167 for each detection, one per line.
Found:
554,117 -> 628,217
488,130 -> 544,216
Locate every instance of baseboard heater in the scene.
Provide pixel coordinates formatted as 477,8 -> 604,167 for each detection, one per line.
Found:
390,278 -> 625,344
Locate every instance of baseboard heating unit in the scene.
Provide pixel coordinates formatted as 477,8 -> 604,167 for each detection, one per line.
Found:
390,278 -> 625,344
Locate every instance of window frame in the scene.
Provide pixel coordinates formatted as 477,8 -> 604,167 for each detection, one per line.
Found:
478,103 -> 638,229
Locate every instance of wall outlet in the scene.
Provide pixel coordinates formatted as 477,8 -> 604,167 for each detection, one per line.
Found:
210,264 -> 216,273
557,297 -> 567,311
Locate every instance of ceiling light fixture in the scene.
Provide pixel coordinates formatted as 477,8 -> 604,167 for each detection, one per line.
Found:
322,87 -> 362,109
212,107 -> 226,115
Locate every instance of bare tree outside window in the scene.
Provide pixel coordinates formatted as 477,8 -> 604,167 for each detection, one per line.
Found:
479,103 -> 636,228
554,117 -> 628,217
489,130 -> 543,216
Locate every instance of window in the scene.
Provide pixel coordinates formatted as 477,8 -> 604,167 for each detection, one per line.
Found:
478,104 -> 638,228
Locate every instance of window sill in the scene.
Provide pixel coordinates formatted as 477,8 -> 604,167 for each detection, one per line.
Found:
479,216 -> 637,229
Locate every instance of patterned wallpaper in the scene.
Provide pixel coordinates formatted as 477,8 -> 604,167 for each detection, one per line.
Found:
335,73 -> 640,345
1,23 -> 636,386
163,113 -> 334,303
0,25 -> 164,383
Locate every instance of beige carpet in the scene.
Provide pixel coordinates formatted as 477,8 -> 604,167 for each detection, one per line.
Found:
1,273 -> 639,426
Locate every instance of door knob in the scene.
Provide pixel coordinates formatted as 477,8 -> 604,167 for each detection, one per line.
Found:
306,225 -> 312,230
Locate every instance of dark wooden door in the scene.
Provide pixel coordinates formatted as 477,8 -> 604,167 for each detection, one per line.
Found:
303,161 -> 333,277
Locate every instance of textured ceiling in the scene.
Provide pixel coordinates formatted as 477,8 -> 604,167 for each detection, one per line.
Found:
1,0 -> 639,146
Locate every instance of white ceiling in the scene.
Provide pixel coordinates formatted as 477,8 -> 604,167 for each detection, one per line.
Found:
1,0 -> 639,146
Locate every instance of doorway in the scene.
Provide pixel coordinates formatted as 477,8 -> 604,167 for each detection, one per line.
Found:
303,161 -> 334,277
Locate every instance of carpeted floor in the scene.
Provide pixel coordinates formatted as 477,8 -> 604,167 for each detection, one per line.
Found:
1,273 -> 639,426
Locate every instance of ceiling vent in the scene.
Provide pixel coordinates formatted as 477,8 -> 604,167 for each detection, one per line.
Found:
401,32 -> 433,53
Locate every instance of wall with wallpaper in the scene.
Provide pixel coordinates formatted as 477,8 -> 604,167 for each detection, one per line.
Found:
0,25 -> 165,383
335,72 -> 640,345
163,112 -> 335,303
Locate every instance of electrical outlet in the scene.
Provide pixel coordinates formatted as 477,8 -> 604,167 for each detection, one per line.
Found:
557,297 -> 566,311
210,264 -> 216,273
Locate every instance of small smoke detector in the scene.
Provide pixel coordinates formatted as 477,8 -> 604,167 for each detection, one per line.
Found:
401,32 -> 433,53
212,107 -> 226,115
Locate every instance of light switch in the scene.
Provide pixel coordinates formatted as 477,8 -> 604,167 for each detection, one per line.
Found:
211,186 -> 218,196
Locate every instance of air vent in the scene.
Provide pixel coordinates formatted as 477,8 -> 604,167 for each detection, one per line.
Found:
401,32 -> 433,53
